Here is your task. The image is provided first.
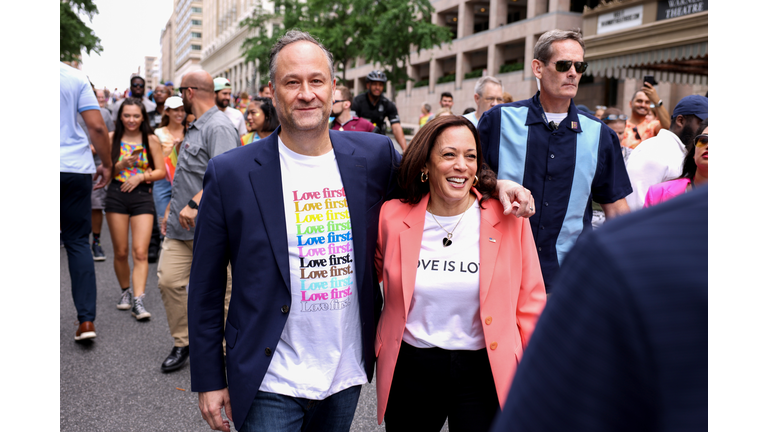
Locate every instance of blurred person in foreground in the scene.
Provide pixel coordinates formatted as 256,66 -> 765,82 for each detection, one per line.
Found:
375,115 -> 546,431
490,185 -> 707,432
241,97 -> 279,145
644,120 -> 707,207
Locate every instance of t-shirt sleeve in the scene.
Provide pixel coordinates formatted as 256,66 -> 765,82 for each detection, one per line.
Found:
477,107 -> 501,173
385,101 -> 400,124
592,126 -> 633,204
77,81 -> 99,113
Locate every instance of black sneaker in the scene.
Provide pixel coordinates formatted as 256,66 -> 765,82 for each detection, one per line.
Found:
92,240 -> 106,261
117,288 -> 132,310
131,294 -> 151,320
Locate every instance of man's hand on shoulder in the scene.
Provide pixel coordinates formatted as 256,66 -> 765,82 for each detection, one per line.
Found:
496,179 -> 535,218
198,388 -> 233,432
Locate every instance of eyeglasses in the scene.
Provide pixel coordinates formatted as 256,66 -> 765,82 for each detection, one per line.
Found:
601,114 -> 627,121
551,60 -> 588,74
694,134 -> 708,148
131,83 -> 145,88
179,86 -> 198,93
483,97 -> 505,104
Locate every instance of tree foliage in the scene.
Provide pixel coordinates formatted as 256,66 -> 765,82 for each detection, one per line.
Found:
240,0 -> 452,91
60,0 -> 103,62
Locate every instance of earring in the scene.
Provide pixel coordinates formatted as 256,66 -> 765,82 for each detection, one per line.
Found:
473,175 -> 478,186
421,172 -> 429,182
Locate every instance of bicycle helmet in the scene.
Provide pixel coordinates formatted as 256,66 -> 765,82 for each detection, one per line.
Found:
366,70 -> 387,83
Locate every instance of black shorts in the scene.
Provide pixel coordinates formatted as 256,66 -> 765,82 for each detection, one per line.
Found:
105,181 -> 156,216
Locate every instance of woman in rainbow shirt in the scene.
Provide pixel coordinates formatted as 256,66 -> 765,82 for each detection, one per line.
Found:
104,98 -> 166,321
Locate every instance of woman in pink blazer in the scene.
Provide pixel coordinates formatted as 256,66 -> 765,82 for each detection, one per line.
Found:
374,115 -> 547,431
644,120 -> 708,208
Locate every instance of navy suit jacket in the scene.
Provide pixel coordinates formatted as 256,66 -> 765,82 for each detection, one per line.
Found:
187,128 -> 400,430
491,186 -> 708,432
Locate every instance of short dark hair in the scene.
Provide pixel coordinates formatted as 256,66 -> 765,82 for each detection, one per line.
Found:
259,84 -> 269,92
396,115 -> 496,206
440,92 -> 453,100
253,97 -> 280,133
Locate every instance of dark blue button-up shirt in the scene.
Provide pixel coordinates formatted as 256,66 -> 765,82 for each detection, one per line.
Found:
478,92 -> 632,290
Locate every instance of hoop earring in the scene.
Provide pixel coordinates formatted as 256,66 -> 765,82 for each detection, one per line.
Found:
421,172 -> 429,183
473,175 -> 478,186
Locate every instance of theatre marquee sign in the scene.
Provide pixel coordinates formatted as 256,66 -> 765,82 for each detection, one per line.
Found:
597,4 -> 643,35
657,0 -> 707,20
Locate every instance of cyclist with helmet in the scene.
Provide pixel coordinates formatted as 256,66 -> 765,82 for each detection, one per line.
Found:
350,70 -> 408,150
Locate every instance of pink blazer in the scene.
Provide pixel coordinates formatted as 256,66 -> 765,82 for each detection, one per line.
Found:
643,178 -> 691,208
374,190 -> 547,424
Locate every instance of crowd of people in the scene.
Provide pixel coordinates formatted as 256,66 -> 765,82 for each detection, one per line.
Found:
61,27 -> 706,432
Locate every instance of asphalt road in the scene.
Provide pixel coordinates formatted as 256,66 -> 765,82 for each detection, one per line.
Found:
61,218 -> 447,431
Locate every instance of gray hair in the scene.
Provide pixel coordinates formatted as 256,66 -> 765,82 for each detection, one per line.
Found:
533,29 -> 585,64
422,102 -> 431,112
269,30 -> 335,86
474,76 -> 503,97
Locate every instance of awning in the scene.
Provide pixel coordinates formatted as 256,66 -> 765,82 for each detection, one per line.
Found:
586,41 -> 708,85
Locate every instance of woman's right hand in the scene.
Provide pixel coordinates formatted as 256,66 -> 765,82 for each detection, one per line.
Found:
120,154 -> 139,170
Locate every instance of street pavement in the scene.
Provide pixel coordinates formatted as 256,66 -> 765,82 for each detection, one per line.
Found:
61,218 -> 448,431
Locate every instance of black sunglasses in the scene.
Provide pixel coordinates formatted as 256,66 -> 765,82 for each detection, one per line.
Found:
551,60 -> 588,74
179,86 -> 198,92
131,82 -> 145,88
694,134 -> 708,148
332,100 -> 347,104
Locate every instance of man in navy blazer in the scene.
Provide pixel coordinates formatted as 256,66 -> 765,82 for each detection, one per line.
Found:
490,186 -> 708,432
189,30 -> 535,432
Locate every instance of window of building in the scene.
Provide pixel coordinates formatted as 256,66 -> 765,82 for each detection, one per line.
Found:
192,32 -> 202,38
192,44 -> 202,50
192,7 -> 202,13
192,19 -> 202,25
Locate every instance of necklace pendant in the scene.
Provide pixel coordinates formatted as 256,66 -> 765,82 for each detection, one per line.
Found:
442,237 -> 452,247
446,233 -> 452,239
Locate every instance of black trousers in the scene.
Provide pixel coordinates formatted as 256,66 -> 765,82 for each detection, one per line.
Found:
384,342 -> 500,432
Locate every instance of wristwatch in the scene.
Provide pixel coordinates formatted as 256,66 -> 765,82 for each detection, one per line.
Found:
656,99 -> 663,107
187,199 -> 199,210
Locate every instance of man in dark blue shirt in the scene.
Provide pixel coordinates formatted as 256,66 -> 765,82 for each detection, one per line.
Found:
478,29 -> 631,292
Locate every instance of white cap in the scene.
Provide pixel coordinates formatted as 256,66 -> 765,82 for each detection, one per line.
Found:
165,96 -> 183,109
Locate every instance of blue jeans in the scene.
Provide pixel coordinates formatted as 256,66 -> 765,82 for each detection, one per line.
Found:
239,385 -> 362,432
60,173 -> 97,323
153,178 -> 172,219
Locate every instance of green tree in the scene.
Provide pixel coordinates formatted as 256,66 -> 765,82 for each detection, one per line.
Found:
60,0 -> 103,62
240,0 -> 452,91
358,0 -> 453,94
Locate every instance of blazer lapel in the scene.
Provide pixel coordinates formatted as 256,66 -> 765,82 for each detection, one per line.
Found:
332,135 -> 368,283
479,200 -> 502,306
400,194 -> 429,313
249,131 -> 291,290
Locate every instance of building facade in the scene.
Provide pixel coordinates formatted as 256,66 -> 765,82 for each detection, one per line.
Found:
339,0 -> 707,128
161,15 -> 176,86
173,0 -> 204,85
580,0 -> 707,116
200,0 -> 267,96
144,56 -> 160,91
